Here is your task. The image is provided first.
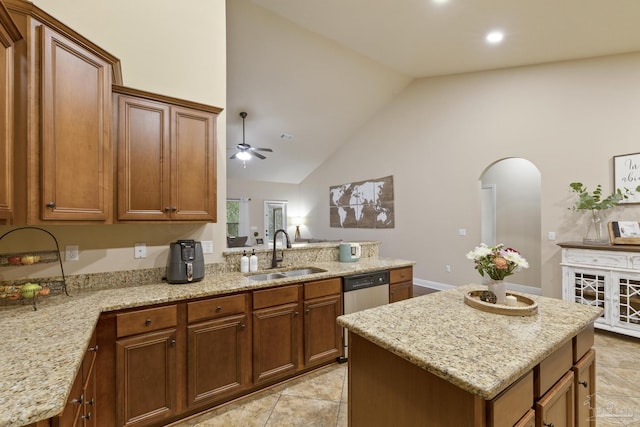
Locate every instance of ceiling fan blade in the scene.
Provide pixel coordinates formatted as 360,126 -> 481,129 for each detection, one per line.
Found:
251,151 -> 267,160
250,147 -> 273,152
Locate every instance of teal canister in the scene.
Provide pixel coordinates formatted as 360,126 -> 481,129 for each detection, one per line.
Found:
339,243 -> 361,262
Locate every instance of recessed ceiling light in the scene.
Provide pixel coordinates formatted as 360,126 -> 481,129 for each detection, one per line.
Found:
280,133 -> 294,141
432,0 -> 449,4
486,31 -> 504,44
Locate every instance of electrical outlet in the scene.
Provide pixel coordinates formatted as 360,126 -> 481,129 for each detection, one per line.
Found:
458,228 -> 467,236
445,265 -> 451,273
548,232 -> 556,241
66,245 -> 79,261
134,243 -> 146,259
201,240 -> 213,254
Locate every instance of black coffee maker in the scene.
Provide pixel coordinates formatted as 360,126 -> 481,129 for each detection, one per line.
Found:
166,240 -> 204,284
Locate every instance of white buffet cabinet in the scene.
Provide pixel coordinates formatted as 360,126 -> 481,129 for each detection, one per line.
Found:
559,242 -> 640,338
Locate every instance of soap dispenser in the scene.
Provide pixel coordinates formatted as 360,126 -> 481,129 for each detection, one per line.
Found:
249,249 -> 258,272
240,250 -> 249,273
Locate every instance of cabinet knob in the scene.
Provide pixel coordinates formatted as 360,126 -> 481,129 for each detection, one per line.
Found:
543,423 -> 554,427
81,412 -> 92,420
216,306 -> 222,312
85,398 -> 95,406
240,323 -> 246,329
170,339 -> 176,346
46,202 -> 56,208
88,345 -> 99,353
305,308 -> 310,314
71,394 -> 83,405
164,207 -> 171,212
578,380 -> 588,388
145,319 -> 152,326
171,207 -> 177,211
294,311 -> 299,316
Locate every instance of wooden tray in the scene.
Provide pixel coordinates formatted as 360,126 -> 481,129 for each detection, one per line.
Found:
464,290 -> 538,316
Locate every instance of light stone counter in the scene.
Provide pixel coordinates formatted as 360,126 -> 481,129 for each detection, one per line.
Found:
0,257 -> 413,427
337,284 -> 603,400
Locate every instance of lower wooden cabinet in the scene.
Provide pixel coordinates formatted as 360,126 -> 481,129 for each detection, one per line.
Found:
389,266 -> 413,303
187,293 -> 251,408
53,330 -> 98,427
573,349 -> 596,427
303,278 -> 342,367
535,371 -> 575,427
514,409 -> 535,427
252,285 -> 302,384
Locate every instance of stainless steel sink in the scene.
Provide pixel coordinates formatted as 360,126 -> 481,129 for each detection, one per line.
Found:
247,272 -> 287,281
246,267 -> 327,281
281,267 -> 327,277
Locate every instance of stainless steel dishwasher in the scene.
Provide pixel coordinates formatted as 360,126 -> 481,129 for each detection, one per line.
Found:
340,270 -> 389,361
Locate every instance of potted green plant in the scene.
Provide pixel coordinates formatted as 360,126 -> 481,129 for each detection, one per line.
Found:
569,182 -> 639,244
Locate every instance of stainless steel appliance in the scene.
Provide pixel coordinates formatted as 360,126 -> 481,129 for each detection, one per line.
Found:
166,240 -> 204,284
340,270 -> 389,360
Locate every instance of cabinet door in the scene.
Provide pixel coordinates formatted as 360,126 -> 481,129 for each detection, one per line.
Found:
0,26 -> 15,222
565,267 -> 608,326
115,94 -> 171,220
40,25 -> 112,221
82,363 -> 96,427
116,329 -> 177,427
389,282 -> 412,303
304,294 -> 342,367
170,106 -> 216,221
535,371 -> 574,427
613,271 -> 640,334
253,302 -> 300,384
573,349 -> 596,427
187,314 -> 250,408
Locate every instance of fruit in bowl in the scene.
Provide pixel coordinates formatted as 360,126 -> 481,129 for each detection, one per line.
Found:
7,256 -> 22,265
20,255 -> 36,265
21,283 -> 42,299
39,286 -> 51,296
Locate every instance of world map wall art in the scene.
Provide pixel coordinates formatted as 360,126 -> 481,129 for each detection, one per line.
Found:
329,175 -> 394,229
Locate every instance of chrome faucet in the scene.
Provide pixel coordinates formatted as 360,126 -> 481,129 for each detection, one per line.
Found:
271,229 -> 292,268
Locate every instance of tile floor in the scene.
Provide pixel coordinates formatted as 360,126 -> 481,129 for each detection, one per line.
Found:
175,288 -> 640,427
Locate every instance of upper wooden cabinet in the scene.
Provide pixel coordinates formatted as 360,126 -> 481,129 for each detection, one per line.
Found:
0,1 -> 21,224
113,85 -> 220,222
4,0 -> 122,224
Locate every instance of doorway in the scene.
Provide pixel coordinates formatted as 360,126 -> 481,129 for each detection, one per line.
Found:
264,201 -> 287,245
480,158 -> 541,288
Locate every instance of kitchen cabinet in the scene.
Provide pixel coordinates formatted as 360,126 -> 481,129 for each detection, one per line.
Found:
4,0 -> 122,224
115,305 -> 178,427
389,266 -> 413,303
0,2 -> 20,223
559,242 -> 640,338
252,284 -> 302,384
52,330 -> 98,427
573,349 -> 596,427
113,85 -> 221,222
303,278 -> 342,367
535,371 -> 575,427
186,293 -> 251,408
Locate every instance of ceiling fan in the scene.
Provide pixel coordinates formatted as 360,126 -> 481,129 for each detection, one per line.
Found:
230,111 -> 273,161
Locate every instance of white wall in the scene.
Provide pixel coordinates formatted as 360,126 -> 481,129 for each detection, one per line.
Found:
299,52 -> 640,298
0,0 -> 228,274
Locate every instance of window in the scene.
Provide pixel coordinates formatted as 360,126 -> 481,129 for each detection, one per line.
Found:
227,199 -> 240,237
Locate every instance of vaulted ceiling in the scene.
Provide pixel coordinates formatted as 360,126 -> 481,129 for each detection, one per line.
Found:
226,0 -> 640,184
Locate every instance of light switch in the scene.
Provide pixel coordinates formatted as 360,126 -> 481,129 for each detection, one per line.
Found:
201,240 -> 213,254
458,228 -> 467,236
548,232 -> 556,241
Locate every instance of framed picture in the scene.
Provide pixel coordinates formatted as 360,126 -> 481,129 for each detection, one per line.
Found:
609,221 -> 640,245
614,152 -> 640,203
255,238 -> 264,245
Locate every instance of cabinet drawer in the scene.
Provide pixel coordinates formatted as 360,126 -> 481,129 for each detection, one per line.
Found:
304,278 -> 341,300
389,267 -> 412,284
188,293 -> 246,323
573,324 -> 594,363
253,285 -> 300,310
564,249 -> 627,268
116,305 -> 177,338
534,340 -> 572,398
488,370 -> 533,427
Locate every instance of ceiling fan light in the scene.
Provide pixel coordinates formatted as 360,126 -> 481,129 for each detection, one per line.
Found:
237,151 -> 251,161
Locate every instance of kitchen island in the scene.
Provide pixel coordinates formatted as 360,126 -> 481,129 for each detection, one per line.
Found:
337,284 -> 602,427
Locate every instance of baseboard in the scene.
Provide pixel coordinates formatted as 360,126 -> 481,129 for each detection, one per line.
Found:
413,278 -> 541,296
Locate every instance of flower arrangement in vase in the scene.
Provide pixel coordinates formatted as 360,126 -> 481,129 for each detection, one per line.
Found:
466,243 -> 529,304
569,182 -> 640,244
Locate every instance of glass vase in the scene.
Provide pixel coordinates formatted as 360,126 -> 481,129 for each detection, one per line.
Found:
583,209 -> 609,245
487,280 -> 506,304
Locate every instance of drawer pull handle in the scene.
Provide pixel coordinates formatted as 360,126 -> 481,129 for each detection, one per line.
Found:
579,380 -> 588,388
216,306 -> 222,312
88,345 -> 99,352
145,319 -> 152,326
543,423 -> 554,427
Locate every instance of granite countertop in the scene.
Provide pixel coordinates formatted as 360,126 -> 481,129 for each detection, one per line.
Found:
0,257 -> 413,426
337,284 -> 603,401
